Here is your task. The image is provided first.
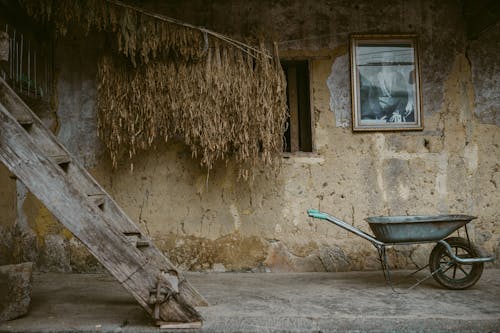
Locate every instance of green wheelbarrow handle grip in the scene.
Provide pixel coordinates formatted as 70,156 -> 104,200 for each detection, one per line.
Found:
307,209 -> 329,220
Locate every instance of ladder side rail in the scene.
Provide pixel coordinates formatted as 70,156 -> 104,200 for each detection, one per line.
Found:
0,103 -> 150,307
0,102 -> 202,322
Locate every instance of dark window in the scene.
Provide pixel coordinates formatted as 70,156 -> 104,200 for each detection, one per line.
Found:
282,60 -> 312,153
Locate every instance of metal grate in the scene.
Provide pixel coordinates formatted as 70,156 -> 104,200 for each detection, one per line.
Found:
1,23 -> 54,101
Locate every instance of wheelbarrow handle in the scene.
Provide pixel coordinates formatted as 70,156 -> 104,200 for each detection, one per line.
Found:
438,240 -> 495,264
307,209 -> 385,247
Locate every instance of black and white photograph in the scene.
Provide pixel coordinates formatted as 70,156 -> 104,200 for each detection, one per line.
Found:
350,35 -> 423,131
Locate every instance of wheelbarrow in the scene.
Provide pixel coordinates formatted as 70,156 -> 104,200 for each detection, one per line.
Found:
307,209 -> 495,290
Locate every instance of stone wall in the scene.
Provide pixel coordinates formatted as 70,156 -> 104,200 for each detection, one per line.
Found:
0,0 -> 498,272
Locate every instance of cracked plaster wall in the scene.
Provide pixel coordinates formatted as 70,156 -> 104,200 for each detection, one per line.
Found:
468,21 -> 500,125
1,0 -> 499,272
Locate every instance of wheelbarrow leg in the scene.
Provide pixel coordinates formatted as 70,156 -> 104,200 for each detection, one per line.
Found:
377,245 -> 396,291
377,245 -> 454,292
376,244 -> 446,292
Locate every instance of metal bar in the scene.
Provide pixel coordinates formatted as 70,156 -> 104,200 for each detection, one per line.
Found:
20,34 -> 22,92
308,210 -> 385,246
406,262 -> 452,291
465,224 -> 471,247
34,50 -> 36,97
287,65 -> 299,152
438,240 -> 494,264
49,40 -> 53,97
403,263 -> 429,282
9,33 -> 12,79
381,258 -> 453,293
382,248 -> 396,291
27,41 -> 30,97
2,25 -> 6,80
44,49 -> 47,97
13,30 -> 16,83
16,41 -> 18,84
377,246 -> 394,289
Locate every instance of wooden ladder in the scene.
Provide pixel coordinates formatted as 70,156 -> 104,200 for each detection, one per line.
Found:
0,78 -> 207,327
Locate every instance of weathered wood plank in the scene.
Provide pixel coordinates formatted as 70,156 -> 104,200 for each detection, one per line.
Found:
48,154 -> 71,166
158,321 -> 203,329
0,83 -> 33,124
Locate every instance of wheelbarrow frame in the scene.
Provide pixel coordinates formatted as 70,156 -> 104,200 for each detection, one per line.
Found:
307,209 -> 494,290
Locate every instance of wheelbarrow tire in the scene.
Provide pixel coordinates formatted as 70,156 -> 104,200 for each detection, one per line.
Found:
429,237 -> 484,290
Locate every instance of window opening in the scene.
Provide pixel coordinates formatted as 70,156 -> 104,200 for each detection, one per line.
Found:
282,60 -> 312,153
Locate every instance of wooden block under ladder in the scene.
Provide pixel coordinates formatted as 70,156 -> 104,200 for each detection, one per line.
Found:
157,321 -> 203,329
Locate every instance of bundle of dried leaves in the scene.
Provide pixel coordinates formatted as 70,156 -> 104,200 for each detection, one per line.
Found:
21,0 -> 288,179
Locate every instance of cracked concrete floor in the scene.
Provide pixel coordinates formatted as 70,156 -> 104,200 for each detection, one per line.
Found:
0,269 -> 499,332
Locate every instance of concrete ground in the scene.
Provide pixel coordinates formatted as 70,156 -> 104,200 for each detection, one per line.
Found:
0,270 -> 499,333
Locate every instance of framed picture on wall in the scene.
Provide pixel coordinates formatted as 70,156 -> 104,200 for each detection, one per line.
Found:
350,34 -> 423,131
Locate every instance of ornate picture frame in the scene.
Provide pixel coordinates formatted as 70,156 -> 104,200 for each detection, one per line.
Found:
350,34 -> 423,131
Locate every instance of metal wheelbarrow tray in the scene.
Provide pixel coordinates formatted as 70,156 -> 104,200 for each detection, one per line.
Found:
366,214 -> 475,244
307,209 -> 495,290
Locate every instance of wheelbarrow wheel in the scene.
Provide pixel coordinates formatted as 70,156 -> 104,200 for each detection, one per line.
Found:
429,237 -> 484,290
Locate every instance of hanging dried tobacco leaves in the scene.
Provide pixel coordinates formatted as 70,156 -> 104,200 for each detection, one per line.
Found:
21,0 -> 288,180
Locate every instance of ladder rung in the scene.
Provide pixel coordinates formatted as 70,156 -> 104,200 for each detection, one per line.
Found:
49,155 -> 71,165
124,231 -> 142,236
49,155 -> 71,173
123,232 -> 150,248
88,193 -> 106,207
20,122 -> 33,132
136,240 -> 150,248
17,116 -> 34,125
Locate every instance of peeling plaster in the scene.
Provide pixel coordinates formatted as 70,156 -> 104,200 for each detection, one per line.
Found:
435,153 -> 449,213
464,143 -> 478,173
327,52 -> 351,128
15,181 -> 29,233
468,22 -> 500,125
229,204 -> 241,231
373,134 -> 388,207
